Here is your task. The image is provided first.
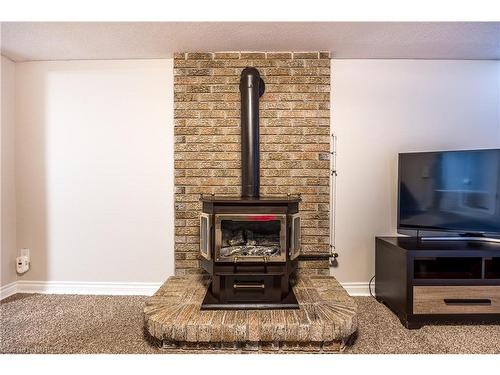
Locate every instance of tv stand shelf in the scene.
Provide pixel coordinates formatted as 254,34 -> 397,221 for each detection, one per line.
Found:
375,237 -> 500,329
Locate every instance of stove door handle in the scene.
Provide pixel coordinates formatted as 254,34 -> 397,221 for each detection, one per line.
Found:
233,283 -> 265,290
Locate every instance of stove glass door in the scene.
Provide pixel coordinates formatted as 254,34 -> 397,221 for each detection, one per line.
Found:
215,214 -> 286,262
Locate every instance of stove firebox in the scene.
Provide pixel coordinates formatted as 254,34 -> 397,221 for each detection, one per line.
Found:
199,67 -> 300,309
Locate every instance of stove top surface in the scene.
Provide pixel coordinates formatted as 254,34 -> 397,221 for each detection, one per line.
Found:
199,195 -> 301,204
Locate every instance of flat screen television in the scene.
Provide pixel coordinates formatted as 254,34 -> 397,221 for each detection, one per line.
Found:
398,149 -> 500,237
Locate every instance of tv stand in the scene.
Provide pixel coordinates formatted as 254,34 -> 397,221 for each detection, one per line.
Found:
375,237 -> 500,329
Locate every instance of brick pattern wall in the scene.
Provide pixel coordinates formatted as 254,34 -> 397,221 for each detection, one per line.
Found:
174,51 -> 331,276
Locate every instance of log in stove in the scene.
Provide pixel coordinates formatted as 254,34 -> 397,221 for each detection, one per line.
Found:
200,67 -> 301,309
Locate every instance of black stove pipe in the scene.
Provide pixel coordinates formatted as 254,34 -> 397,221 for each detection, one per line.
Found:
240,67 -> 265,198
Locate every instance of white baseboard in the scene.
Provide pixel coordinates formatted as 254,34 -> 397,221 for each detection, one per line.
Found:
3,280 -> 373,299
340,282 -> 374,297
3,281 -> 163,298
0,282 -> 18,300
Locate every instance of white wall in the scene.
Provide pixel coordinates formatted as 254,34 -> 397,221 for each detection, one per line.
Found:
15,59 -> 174,284
7,57 -> 500,294
1,56 -> 17,287
331,59 -> 500,285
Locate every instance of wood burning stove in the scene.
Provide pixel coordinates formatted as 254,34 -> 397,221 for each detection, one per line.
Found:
199,67 -> 301,309
200,196 -> 300,309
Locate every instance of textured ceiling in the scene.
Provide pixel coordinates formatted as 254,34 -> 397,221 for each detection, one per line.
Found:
1,22 -> 499,61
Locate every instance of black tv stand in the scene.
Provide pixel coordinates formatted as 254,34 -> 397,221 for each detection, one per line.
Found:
375,237 -> 500,329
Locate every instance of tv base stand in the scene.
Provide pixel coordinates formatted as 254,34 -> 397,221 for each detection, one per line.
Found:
375,237 -> 500,329
420,236 -> 500,244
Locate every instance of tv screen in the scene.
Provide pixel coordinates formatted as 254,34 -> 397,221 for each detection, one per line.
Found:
398,149 -> 500,235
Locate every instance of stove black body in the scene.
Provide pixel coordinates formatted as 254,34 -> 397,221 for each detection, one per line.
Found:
199,67 -> 300,309
200,196 -> 300,309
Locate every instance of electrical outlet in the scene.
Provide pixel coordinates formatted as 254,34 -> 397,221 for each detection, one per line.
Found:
17,249 -> 30,274
20,248 -> 30,259
16,256 -> 30,273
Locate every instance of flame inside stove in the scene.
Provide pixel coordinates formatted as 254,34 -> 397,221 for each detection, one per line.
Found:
248,215 -> 277,221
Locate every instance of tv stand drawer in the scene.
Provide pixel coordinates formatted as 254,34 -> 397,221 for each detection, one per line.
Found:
413,286 -> 500,314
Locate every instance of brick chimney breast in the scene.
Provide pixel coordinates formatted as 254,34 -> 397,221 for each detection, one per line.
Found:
174,51 -> 331,275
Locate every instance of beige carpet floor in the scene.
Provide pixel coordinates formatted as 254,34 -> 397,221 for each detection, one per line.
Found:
1,293 -> 499,354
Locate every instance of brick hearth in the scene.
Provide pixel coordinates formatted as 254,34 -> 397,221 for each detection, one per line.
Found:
144,275 -> 357,353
